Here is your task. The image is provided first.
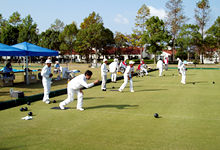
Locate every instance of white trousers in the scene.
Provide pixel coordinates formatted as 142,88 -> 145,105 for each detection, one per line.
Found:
60,86 -> 83,109
101,75 -> 107,89
111,72 -> 117,82
142,68 -> 148,75
119,75 -> 133,91
159,68 -> 163,76
181,73 -> 186,84
42,80 -> 51,102
165,64 -> 168,70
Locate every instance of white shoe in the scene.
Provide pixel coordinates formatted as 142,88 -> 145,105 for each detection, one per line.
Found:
118,89 -> 122,92
45,100 -> 51,104
59,103 -> 65,110
76,107 -> 84,111
130,90 -> 135,92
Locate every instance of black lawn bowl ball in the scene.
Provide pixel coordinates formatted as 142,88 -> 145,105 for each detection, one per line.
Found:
213,81 -> 215,84
24,107 -> 28,111
20,107 -> 24,111
193,82 -> 195,84
164,74 -> 165,76
112,86 -> 115,89
27,102 -> 30,105
172,74 -> 174,75
154,113 -> 159,118
28,112 -> 33,116
53,100 -> 56,103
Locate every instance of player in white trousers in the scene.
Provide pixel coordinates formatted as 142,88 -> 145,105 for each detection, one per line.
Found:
157,59 -> 163,77
101,58 -> 108,91
41,59 -> 53,104
177,58 -> 183,75
59,70 -> 99,111
118,60 -> 135,92
163,57 -> 169,70
180,60 -> 187,84
109,58 -> 118,83
140,61 -> 148,75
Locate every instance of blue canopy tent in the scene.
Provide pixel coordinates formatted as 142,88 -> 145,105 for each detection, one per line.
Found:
0,43 -> 26,56
11,42 -> 59,56
11,42 -> 59,84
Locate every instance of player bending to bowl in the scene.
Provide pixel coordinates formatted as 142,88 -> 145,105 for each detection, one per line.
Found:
118,60 -> 135,92
59,70 -> 99,111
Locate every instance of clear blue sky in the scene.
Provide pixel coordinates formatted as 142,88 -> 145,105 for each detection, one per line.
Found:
0,0 -> 219,35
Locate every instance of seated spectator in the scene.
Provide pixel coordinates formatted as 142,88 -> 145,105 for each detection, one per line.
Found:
54,61 -> 60,73
3,62 -> 14,77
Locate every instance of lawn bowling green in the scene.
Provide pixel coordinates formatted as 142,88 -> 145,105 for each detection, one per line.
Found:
0,69 -> 220,149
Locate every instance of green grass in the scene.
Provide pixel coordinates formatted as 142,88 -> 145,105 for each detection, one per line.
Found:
0,67 -> 220,149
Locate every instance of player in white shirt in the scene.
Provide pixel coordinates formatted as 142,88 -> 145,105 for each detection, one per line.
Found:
41,59 -> 53,104
101,58 -> 108,91
109,58 -> 118,83
180,60 -> 187,84
163,57 -> 169,70
177,58 -> 183,75
59,70 -> 99,111
118,60 -> 135,92
157,59 -> 163,77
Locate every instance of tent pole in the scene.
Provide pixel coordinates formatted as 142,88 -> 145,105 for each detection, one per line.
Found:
26,56 -> 29,85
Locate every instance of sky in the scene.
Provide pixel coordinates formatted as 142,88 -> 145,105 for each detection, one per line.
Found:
0,0 -> 220,35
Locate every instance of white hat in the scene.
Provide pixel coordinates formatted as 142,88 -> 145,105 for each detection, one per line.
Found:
129,60 -> 135,64
183,60 -> 187,64
114,58 -> 118,62
45,59 -> 52,64
103,58 -> 108,62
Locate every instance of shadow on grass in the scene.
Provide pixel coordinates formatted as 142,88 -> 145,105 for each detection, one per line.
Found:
85,104 -> 139,110
137,89 -> 168,92
132,80 -> 141,82
187,81 -> 208,84
83,97 -> 105,100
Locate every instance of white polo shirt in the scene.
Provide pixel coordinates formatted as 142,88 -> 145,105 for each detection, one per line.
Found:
68,74 -> 94,90
41,65 -> 52,81
101,63 -> 108,76
124,65 -> 134,76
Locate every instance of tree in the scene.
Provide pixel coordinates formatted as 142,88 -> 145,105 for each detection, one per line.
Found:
50,18 -> 64,32
99,28 -> 114,58
206,16 -> 220,63
114,31 -> 128,57
134,4 -> 150,61
1,24 -> 19,45
203,35 -> 217,62
142,16 -> 171,64
194,0 -> 211,63
80,11 -> 103,29
38,29 -> 61,50
59,23 -> 78,62
76,23 -> 106,63
18,14 -> 38,44
176,24 -> 202,61
165,0 -> 188,61
8,11 -> 21,26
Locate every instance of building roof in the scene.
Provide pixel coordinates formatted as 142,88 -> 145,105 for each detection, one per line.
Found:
163,50 -> 177,55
